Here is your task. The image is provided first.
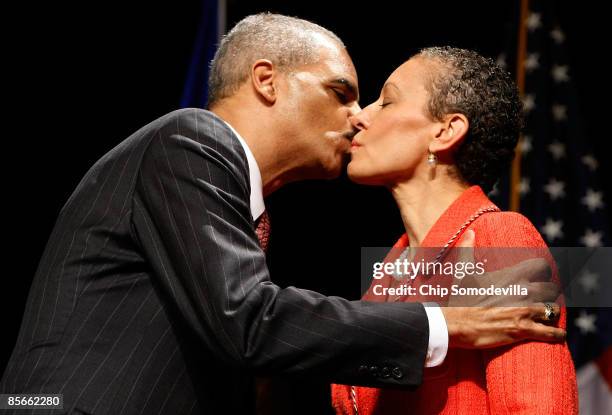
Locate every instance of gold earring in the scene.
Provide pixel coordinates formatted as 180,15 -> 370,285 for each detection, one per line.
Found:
427,152 -> 437,166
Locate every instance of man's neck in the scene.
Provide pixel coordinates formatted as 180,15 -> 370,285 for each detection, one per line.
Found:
210,104 -> 301,197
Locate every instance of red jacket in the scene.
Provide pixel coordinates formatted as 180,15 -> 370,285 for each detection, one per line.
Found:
332,186 -> 578,414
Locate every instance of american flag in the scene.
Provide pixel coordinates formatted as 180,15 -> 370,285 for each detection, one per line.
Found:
492,1 -> 612,412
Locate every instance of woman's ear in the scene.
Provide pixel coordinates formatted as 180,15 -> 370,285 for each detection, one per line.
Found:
251,59 -> 277,104
430,114 -> 469,153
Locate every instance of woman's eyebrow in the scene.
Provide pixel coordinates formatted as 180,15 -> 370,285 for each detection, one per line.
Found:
382,82 -> 401,94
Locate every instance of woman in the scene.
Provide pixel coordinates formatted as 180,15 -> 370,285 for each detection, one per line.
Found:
332,47 -> 578,414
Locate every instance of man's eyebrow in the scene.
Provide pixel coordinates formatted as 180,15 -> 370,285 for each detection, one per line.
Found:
329,78 -> 359,101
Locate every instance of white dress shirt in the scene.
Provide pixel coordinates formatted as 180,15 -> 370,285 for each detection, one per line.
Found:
224,120 -> 448,368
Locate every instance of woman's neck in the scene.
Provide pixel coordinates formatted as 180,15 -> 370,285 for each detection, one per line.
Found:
390,174 -> 469,247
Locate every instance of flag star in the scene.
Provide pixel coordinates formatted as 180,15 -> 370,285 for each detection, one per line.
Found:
496,53 -> 507,70
551,65 -> 570,83
526,12 -> 542,31
541,218 -> 563,241
519,177 -> 530,196
581,154 -> 599,171
582,189 -> 604,212
544,178 -> 566,200
522,94 -> 536,113
524,53 -> 540,72
550,27 -> 565,44
580,229 -> 603,248
520,135 -> 532,155
575,310 -> 597,334
552,104 -> 568,121
578,269 -> 600,293
547,141 -> 566,160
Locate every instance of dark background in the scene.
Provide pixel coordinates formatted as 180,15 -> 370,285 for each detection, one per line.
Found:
4,1 -> 610,412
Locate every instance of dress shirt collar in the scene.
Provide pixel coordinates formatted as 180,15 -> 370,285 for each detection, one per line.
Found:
222,120 -> 265,220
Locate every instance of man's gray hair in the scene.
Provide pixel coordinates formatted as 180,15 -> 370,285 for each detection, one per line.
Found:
207,13 -> 344,108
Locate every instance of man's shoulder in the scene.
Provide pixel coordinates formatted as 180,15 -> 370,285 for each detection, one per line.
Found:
88,108 -> 243,178
157,108 -> 234,138
139,108 -> 248,176
142,108 -> 239,152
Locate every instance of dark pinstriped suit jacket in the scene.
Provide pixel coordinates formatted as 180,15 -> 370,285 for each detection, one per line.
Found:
1,109 -> 429,414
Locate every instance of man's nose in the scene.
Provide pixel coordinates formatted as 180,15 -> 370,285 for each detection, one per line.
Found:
349,106 -> 370,131
348,101 -> 362,117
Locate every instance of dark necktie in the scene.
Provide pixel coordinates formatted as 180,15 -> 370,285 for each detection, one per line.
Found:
255,210 -> 271,252
254,210 -> 289,414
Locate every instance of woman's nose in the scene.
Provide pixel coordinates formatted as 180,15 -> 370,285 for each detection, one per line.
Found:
349,109 -> 370,131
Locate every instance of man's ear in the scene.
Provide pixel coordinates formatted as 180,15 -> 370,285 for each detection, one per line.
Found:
251,59 -> 277,104
430,114 -> 469,153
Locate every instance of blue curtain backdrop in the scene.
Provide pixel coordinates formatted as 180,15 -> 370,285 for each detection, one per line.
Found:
180,0 -> 225,108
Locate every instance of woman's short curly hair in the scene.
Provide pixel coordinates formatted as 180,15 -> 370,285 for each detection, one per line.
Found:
417,47 -> 523,192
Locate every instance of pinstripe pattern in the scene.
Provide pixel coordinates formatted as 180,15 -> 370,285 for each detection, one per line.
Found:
1,108 -> 429,414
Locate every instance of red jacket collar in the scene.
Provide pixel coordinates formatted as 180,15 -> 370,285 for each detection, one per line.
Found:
394,185 -> 498,249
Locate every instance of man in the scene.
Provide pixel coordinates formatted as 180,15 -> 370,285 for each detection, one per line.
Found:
1,13 -> 563,414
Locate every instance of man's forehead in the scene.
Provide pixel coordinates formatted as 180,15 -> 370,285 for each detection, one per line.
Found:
317,46 -> 358,88
314,40 -> 356,71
